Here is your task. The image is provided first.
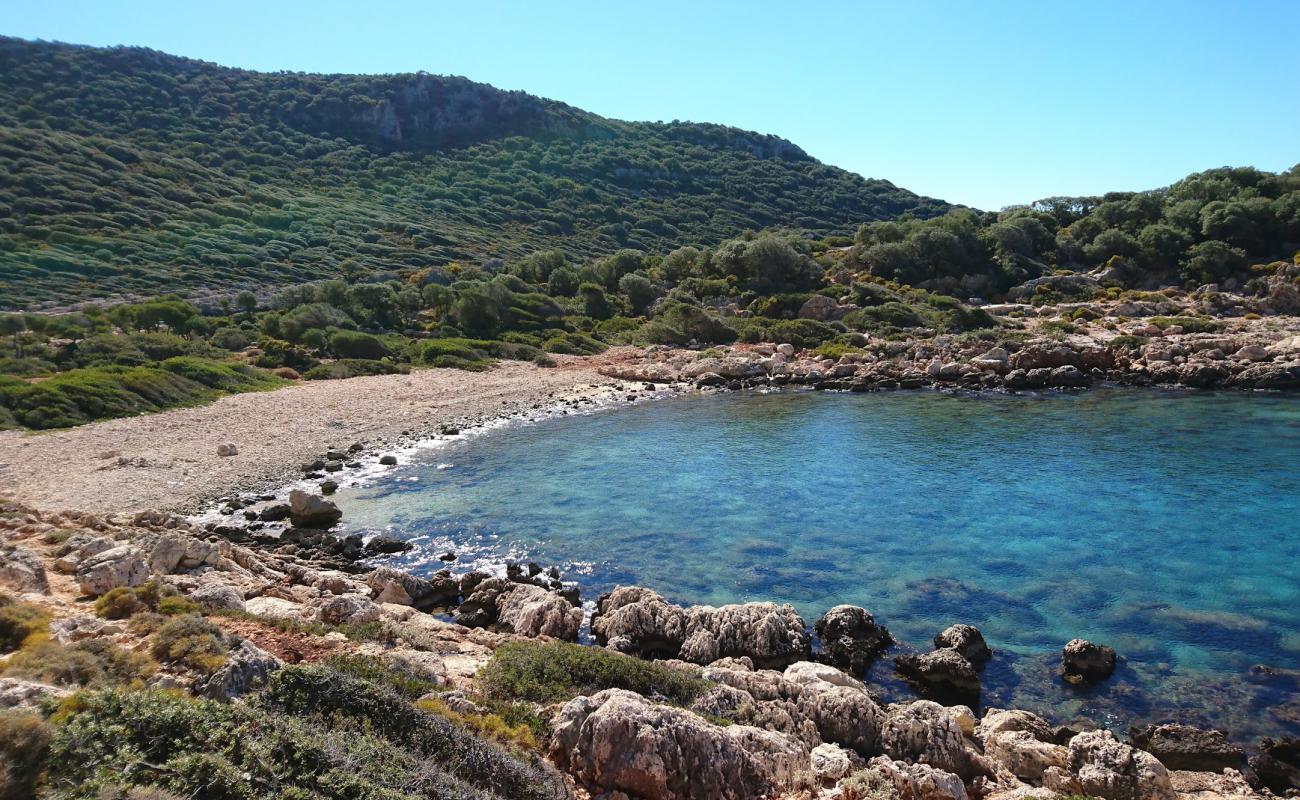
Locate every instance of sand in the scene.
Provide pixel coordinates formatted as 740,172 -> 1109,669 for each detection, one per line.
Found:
0,351 -> 644,515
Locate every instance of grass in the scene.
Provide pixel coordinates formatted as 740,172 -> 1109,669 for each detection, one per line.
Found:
0,638 -> 156,689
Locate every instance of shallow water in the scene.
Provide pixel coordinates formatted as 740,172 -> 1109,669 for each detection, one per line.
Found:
336,388 -> 1300,740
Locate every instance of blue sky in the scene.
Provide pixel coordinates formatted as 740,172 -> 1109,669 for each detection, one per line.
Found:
7,0 -> 1299,210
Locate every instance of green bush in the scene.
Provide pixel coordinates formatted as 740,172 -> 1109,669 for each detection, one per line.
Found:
323,654 -> 439,700
302,359 -> 408,380
541,332 -> 605,355
0,711 -> 51,800
329,330 -> 389,360
95,579 -> 201,620
476,640 -> 709,705
0,638 -> 156,688
1149,315 -> 1223,333
149,615 -> 228,674
0,594 -> 49,652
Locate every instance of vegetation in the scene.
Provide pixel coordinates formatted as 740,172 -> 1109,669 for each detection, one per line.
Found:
476,639 -> 710,705
0,37 -> 949,308
94,579 -> 202,620
148,615 -> 228,674
0,638 -> 156,688
0,593 -> 49,652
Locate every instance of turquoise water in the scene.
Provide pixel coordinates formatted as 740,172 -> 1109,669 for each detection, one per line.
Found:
337,388 -> 1300,740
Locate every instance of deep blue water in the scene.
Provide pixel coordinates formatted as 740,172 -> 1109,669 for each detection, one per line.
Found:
336,388 -> 1300,740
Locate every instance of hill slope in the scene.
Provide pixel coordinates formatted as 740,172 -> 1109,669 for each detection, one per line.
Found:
0,37 -> 950,308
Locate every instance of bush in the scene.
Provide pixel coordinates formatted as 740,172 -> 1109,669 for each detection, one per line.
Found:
150,615 -> 228,674
476,640 -> 709,705
541,332 -> 605,355
323,654 -> 438,700
0,638 -> 155,687
95,579 -> 201,620
0,595 -> 49,652
302,359 -> 407,380
1149,315 -> 1223,333
329,330 -> 389,360
0,711 -> 51,800
416,697 -> 539,751
765,319 -> 839,349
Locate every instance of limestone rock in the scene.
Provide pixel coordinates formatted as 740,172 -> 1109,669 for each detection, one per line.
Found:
1062,638 -> 1117,684
783,660 -> 866,692
979,708 -> 1054,743
862,755 -> 969,800
1168,768 -> 1263,799
288,489 -> 342,529
52,534 -> 115,574
366,566 -> 457,610
1129,722 -> 1243,773
934,624 -> 991,667
591,586 -> 688,658
549,688 -> 808,800
198,639 -> 281,700
984,729 -> 1069,783
810,742 -> 854,782
149,533 -> 221,573
0,677 -> 69,709
882,700 -> 989,781
317,594 -> 381,626
216,443 -> 239,457
191,583 -> 246,612
895,648 -> 981,707
75,545 -> 149,597
495,583 -> 583,641
1068,729 -> 1175,800
814,604 -> 893,673
682,602 -> 811,669
0,544 -> 49,594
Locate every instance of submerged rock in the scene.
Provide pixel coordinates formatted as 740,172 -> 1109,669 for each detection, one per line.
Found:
895,648 -> 981,708
1062,638 -> 1117,685
814,605 -> 893,673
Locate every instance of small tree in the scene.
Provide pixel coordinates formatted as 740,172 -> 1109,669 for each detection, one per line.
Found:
618,273 -> 658,315
579,283 -> 613,320
235,291 -> 257,319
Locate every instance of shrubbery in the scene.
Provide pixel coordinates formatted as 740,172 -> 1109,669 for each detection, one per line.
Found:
476,640 -> 709,705
0,594 -> 48,652
0,711 -> 51,800
149,616 -> 228,674
0,638 -> 155,688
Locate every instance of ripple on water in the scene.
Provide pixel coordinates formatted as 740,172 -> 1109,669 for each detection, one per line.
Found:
336,387 -> 1300,741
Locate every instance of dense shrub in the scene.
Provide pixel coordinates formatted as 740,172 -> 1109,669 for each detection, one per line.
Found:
0,711 -> 51,800
149,616 -> 228,674
302,359 -> 408,380
328,330 -> 389,360
476,640 -> 709,705
95,580 -> 201,620
0,594 -> 49,652
0,638 -> 156,687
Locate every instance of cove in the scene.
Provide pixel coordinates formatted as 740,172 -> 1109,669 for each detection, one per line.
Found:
335,388 -> 1300,740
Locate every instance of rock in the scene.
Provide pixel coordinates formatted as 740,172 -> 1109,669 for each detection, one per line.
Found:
319,480 -> 339,495
0,544 -> 49,594
366,566 -> 457,610
1250,736 -> 1300,795
198,639 -> 281,700
259,503 -> 291,522
317,595 -> 381,626
1068,729 -> 1175,800
495,583 -> 583,641
52,534 -> 115,574
1048,364 -> 1090,387
861,756 -> 969,800
0,677 -> 69,709
383,648 -> 447,687
362,534 -> 412,556
216,443 -> 239,457
970,346 -> 1010,373
75,545 -> 149,597
191,584 -> 246,612
438,551 -> 456,562
984,729 -> 1069,783
149,533 -> 220,574
783,660 -> 866,692
549,688 -> 808,800
814,605 -> 893,673
244,596 -> 310,621
881,700 -> 989,781
682,602 -> 811,669
798,294 -> 848,322
287,489 -> 342,529
934,624 -> 991,667
776,343 -> 796,358
895,648 -> 981,707
1129,723 -> 1243,773
591,586 -> 689,657
1168,768 -> 1262,799
979,708 -> 1054,743
454,577 -> 514,628
1236,344 -> 1270,362
379,454 -> 398,466
1062,638 -> 1117,684
810,742 -> 854,782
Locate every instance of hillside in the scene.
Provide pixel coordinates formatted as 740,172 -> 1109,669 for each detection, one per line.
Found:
0,37 -> 950,308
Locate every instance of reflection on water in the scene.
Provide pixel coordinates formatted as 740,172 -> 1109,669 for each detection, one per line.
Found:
336,388 -> 1300,741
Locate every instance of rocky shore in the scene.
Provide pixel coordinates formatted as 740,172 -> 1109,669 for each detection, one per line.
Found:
3,497 -> 1296,799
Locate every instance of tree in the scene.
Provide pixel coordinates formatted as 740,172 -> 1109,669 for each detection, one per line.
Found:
618,273 -> 657,315
235,291 -> 257,319
547,266 -> 580,297
578,283 -> 612,320
1182,240 -> 1247,284
0,314 -> 28,357
450,290 -> 501,337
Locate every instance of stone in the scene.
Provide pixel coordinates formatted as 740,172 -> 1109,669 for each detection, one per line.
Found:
814,605 -> 893,673
216,443 -> 239,457
979,708 -> 1054,743
379,454 -> 398,466
244,596 -> 310,621
75,545 -> 149,597
191,584 -> 246,612
1129,722 -> 1243,773
362,534 -> 412,556
861,756 -> 969,800
782,660 -> 866,692
52,535 -> 115,574
895,648 -> 981,707
549,688 -> 808,800
881,700 -> 989,781
366,566 -> 456,610
1068,729 -> 1175,800
495,583 -> 583,641
1062,638 -> 1117,684
1168,768 -> 1262,799
984,729 -> 1069,783
319,480 -> 339,495
197,639 -> 281,700
149,533 -> 220,573
259,503 -> 291,522
0,545 -> 49,594
682,602 -> 811,669
454,577 -> 514,628
810,742 -> 854,782
317,595 -> 381,626
934,624 -> 991,667
0,677 -> 69,709
1250,736 -> 1300,795
591,586 -> 689,657
287,489 -> 342,529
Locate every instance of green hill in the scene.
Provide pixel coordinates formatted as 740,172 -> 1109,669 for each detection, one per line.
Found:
0,37 -> 950,308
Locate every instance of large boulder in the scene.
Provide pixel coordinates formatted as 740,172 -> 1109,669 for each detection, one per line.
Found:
197,639 -> 282,701
191,583 -> 246,612
317,594 -> 381,626
895,648 -> 981,707
288,490 -> 342,529
983,729 -> 1069,783
934,624 -> 991,667
1062,638 -> 1117,684
495,583 -> 583,641
814,605 -> 893,673
549,688 -> 808,800
860,756 -> 969,800
683,602 -> 811,669
75,545 -> 149,597
881,700 -> 989,782
52,535 -> 115,574
366,566 -> 458,610
1068,729 -> 1176,800
978,708 -> 1055,743
1129,722 -> 1243,773
591,586 -> 688,657
0,544 -> 49,594
1250,736 -> 1300,795
149,533 -> 221,573
453,577 -> 514,628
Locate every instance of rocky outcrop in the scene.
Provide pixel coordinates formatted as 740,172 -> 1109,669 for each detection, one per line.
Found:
881,701 -> 989,782
549,688 -> 808,800
1129,722 -> 1243,773
860,755 -> 969,800
197,639 -> 282,700
75,545 -> 148,597
1067,729 -> 1175,800
366,566 -> 458,610
895,648 -> 981,707
149,533 -> 221,573
1248,736 -> 1300,795
1062,638 -> 1117,684
592,586 -> 688,657
983,729 -> 1069,784
814,605 -> 892,673
0,544 -> 49,594
191,583 -> 246,612
287,490 -> 342,529
317,594 -> 381,626
0,677 -> 69,709
934,624 -> 991,667
495,583 -> 582,641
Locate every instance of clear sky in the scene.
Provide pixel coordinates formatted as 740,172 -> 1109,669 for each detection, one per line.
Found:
7,0 -> 1299,210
